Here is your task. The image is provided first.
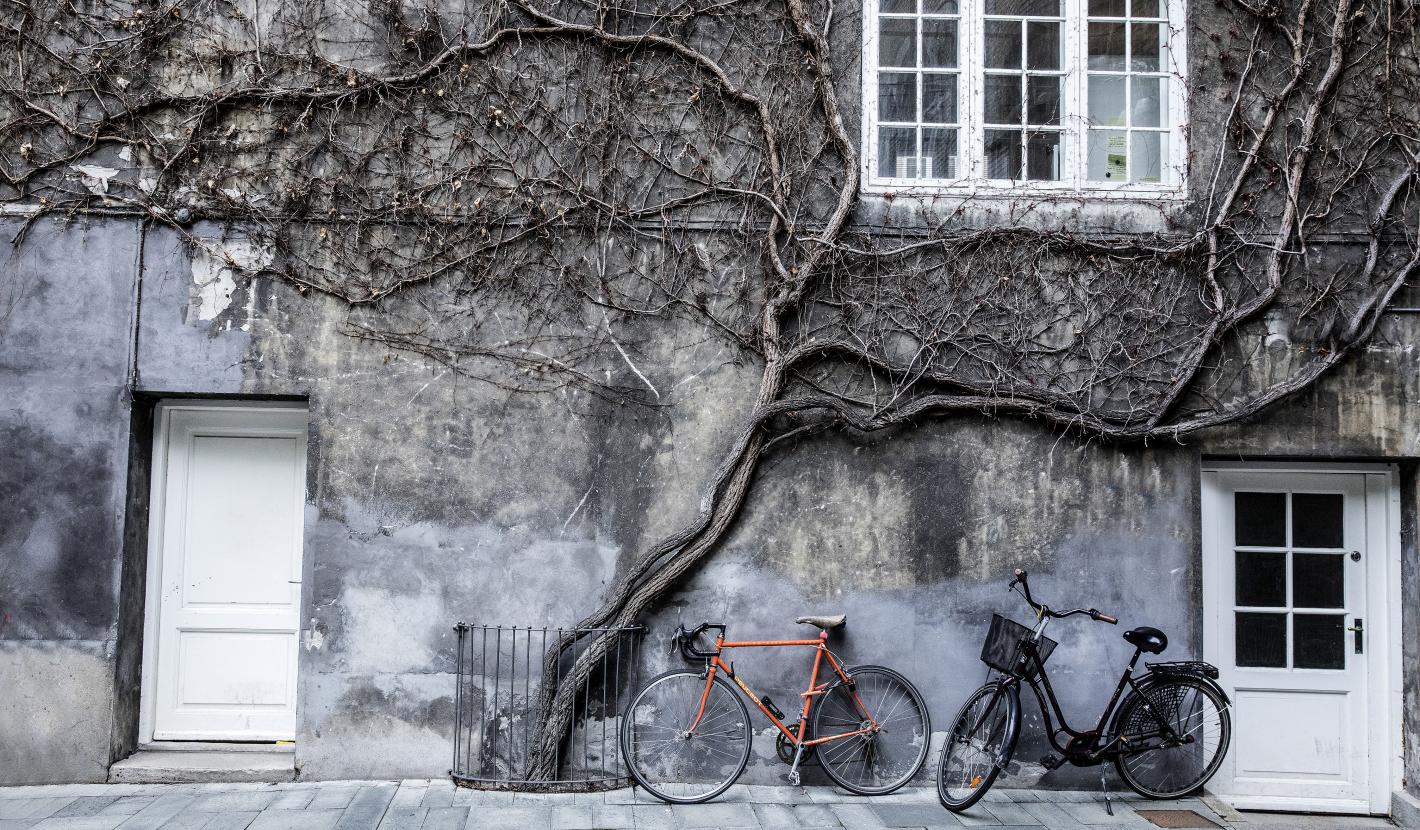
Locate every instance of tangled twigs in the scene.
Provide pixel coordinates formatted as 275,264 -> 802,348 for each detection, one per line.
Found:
1,0 -> 1417,782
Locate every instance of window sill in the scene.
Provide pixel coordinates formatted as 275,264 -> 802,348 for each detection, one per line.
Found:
861,178 -> 1188,201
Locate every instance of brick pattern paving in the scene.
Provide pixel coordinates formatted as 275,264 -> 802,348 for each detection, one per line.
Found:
0,781 -> 1380,830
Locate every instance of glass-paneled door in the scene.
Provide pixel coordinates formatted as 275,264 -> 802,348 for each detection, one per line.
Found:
1202,468 -> 1394,815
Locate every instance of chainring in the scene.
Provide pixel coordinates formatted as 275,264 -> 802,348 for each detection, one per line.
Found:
776,723 -> 817,764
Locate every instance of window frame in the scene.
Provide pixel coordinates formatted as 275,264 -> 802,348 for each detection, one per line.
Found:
860,0 -> 1189,197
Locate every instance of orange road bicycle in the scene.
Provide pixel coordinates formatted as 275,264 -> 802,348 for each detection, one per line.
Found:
619,615 -> 931,803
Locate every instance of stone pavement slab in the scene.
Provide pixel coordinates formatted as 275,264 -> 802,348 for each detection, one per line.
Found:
0,781 -> 1392,830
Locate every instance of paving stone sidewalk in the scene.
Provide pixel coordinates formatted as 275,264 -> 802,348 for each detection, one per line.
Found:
0,780 -> 1393,830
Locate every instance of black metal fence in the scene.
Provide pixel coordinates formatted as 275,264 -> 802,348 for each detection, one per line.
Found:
451,623 -> 642,790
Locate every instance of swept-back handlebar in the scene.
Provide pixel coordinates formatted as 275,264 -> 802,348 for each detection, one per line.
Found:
1010,569 -> 1118,625
673,622 -> 726,661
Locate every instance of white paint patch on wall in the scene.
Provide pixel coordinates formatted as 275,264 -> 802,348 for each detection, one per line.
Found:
337,585 -> 441,674
188,239 -> 273,327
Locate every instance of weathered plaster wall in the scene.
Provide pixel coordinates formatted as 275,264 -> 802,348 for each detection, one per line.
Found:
0,218 -> 140,783
1,214 -> 1416,791
120,225 -> 1214,786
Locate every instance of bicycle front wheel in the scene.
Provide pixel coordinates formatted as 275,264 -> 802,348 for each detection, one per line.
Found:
937,681 -> 1020,812
811,665 -> 931,795
620,669 -> 752,804
1113,676 -> 1231,799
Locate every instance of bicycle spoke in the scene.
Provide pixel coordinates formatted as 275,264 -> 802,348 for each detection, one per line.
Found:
814,667 -> 929,795
624,671 -> 750,803
939,684 -> 1014,810
1116,680 -> 1228,799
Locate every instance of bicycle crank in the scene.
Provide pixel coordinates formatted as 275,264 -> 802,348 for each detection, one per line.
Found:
776,724 -> 816,765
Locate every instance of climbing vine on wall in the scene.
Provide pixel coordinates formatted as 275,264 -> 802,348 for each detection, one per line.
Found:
2,0 -> 1417,780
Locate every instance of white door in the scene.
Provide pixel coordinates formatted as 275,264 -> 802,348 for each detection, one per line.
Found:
1202,468 -> 1396,814
145,404 -> 308,741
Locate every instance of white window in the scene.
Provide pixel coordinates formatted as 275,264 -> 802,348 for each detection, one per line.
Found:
863,0 -> 1186,194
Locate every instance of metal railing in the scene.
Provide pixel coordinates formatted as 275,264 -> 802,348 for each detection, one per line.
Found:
451,623 -> 642,790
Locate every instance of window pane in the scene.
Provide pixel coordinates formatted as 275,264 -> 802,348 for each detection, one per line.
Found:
984,129 -> 1023,178
1131,131 -> 1163,182
1236,612 -> 1287,668
878,127 -> 917,178
1087,129 -> 1128,181
1236,551 -> 1287,607
1294,554 -> 1344,608
984,75 -> 1023,123
878,73 -> 917,121
1132,0 -> 1161,15
1235,492 -> 1287,547
923,0 -> 959,11
1132,76 -> 1165,127
1293,493 -> 1344,548
1131,22 -> 1165,70
1089,0 -> 1126,14
1026,131 -> 1060,180
1026,21 -> 1061,69
984,20 -> 1022,68
1088,75 -> 1126,125
1027,75 -> 1060,124
923,19 -> 959,67
1294,614 -> 1346,670
923,128 -> 960,178
1088,22 -> 1127,70
923,73 -> 958,122
1238,490 -> 1295,544
986,0 -> 1060,12
881,0 -> 916,11
880,18 -> 917,67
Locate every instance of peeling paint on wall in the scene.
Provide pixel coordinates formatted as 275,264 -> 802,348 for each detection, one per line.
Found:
188,240 -> 272,327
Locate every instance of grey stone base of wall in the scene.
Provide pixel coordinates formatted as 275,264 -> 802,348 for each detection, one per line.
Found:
1394,790 -> 1420,828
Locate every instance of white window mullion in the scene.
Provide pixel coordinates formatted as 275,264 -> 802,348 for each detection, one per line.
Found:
1063,0 -> 1081,187
863,0 -> 878,186
968,0 -> 983,182
1167,0 -> 1188,183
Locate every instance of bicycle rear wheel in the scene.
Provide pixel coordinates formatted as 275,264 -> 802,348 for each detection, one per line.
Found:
620,669 -> 752,804
1113,676 -> 1230,799
937,681 -> 1020,812
811,665 -> 931,795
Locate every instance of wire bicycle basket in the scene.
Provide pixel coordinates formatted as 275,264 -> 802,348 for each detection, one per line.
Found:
980,613 -> 1057,679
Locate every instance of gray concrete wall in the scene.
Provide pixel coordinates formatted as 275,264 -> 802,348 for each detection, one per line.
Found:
0,219 -> 140,783
1,216 -> 1417,791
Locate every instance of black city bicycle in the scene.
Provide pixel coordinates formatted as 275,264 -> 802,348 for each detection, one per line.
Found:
937,569 -> 1231,812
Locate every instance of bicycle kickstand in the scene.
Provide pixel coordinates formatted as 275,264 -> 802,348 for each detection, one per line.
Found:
1100,767 -> 1113,816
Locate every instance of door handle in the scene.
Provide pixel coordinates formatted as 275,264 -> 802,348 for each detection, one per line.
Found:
1347,618 -> 1363,654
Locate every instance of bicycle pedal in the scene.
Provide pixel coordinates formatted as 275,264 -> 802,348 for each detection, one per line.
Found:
1039,755 -> 1064,770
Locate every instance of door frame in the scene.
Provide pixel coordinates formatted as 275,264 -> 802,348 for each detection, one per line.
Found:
137,399 -> 310,746
1201,460 -> 1402,815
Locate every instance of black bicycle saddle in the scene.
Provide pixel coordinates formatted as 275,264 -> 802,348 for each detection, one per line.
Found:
1123,626 -> 1168,654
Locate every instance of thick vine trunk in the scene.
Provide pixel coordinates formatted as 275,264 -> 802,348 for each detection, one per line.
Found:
521,358 -> 787,781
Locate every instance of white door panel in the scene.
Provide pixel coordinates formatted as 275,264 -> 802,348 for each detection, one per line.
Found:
148,405 -> 307,741
1202,469 -> 1392,814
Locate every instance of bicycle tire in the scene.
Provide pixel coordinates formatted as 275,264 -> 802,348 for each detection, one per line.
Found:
811,665 -> 931,795
937,680 -> 1021,812
1112,676 -> 1231,799
620,669 -> 752,804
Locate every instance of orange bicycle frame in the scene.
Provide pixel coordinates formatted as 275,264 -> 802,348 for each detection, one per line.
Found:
686,630 -> 880,750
